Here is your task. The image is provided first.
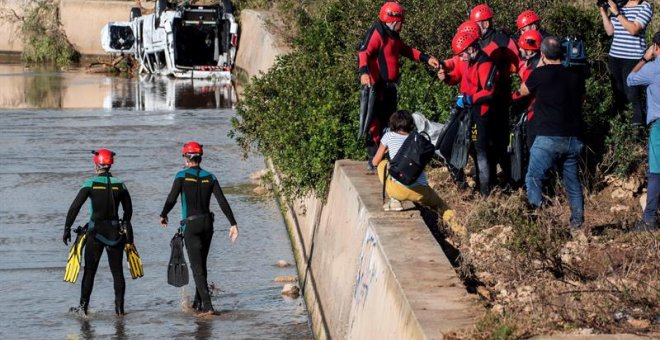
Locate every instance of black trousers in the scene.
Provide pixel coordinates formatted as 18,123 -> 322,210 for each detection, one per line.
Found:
81,233 -> 125,306
184,215 -> 214,310
366,85 -> 397,162
609,56 -> 645,125
471,107 -> 491,196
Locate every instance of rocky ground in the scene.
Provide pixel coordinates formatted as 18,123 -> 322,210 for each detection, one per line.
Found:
426,164 -> 659,339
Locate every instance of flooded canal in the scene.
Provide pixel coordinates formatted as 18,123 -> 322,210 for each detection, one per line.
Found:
0,64 -> 312,339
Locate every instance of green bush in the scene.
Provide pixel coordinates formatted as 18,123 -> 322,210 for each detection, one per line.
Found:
21,0 -> 80,66
231,0 -> 648,200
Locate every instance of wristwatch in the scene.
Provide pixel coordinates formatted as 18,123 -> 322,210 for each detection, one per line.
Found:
641,57 -> 650,63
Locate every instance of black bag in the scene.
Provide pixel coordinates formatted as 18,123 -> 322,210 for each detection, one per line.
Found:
435,105 -> 463,162
388,131 -> 436,185
167,229 -> 189,287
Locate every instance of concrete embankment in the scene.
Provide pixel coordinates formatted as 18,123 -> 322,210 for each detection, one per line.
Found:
279,161 -> 478,339
0,0 -> 135,55
236,10 -> 478,340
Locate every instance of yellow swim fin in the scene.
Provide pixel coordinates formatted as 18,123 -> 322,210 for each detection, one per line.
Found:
64,232 -> 87,283
125,243 -> 144,279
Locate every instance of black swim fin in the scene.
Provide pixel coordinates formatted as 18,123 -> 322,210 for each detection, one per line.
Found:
450,109 -> 472,169
358,85 -> 369,139
362,86 -> 377,139
167,229 -> 189,287
509,112 -> 527,183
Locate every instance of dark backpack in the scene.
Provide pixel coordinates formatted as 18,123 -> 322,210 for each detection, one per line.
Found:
388,131 -> 435,185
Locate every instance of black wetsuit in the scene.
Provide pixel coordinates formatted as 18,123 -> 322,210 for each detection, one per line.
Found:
65,171 -> 132,311
160,166 -> 236,311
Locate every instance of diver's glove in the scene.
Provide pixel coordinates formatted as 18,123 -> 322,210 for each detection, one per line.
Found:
124,221 -> 134,244
456,95 -> 472,109
63,226 -> 72,245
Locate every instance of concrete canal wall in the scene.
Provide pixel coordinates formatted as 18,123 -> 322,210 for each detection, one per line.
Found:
0,0 -> 136,55
237,10 -> 479,340
279,161 -> 478,339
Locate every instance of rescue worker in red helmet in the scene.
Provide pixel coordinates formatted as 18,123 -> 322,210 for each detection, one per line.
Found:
513,29 -> 544,117
160,141 -> 238,313
470,4 -> 520,189
441,20 -> 482,94
514,10 -> 551,42
510,30 -> 544,186
64,148 -> 133,315
359,1 -> 440,171
438,31 -> 498,196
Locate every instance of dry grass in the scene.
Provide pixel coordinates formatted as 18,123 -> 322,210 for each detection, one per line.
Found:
428,165 -> 660,339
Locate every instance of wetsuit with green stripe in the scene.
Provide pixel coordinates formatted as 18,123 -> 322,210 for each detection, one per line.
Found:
65,171 -> 132,311
160,166 -> 236,311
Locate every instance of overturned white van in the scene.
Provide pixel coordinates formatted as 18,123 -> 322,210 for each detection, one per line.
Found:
101,0 -> 238,80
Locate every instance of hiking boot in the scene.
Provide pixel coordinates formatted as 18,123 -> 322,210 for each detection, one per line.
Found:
383,198 -> 404,211
632,220 -> 657,233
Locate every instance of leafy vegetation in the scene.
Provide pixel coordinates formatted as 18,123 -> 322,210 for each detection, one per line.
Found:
20,0 -> 80,66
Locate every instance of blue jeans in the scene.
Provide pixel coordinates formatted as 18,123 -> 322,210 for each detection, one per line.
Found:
526,136 -> 584,226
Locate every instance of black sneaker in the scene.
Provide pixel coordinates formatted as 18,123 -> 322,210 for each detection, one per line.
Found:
366,162 -> 376,175
632,220 -> 657,232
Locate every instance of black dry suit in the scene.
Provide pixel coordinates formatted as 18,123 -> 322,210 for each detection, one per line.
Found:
65,171 -> 133,312
160,166 -> 236,311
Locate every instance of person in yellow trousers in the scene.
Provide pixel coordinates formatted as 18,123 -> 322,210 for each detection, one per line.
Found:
371,110 -> 464,234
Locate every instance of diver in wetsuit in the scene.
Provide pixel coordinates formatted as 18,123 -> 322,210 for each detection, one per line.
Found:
159,141 -> 239,312
64,148 -> 133,315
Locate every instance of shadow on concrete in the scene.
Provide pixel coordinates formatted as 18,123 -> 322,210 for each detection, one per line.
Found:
414,203 -> 485,295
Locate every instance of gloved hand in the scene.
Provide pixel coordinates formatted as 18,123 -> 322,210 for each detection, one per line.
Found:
63,226 -> 71,245
456,95 -> 472,109
124,221 -> 134,244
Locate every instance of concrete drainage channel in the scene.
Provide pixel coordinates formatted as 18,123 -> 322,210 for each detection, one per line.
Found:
273,160 -> 479,339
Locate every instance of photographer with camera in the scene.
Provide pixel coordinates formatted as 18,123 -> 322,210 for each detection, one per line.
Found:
599,0 -> 654,127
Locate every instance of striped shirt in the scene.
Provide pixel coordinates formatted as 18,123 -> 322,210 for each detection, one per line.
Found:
609,2 -> 654,59
382,131 -> 429,187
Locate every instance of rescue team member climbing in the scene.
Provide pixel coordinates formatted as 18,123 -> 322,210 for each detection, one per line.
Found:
160,141 -> 238,313
470,4 -> 519,188
64,149 -> 133,315
358,1 -> 440,171
438,31 -> 497,196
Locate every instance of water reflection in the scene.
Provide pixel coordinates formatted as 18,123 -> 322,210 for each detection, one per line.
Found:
0,64 -> 236,110
105,74 -> 237,111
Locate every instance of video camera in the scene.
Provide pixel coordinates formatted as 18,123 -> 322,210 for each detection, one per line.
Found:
597,0 -> 629,10
561,37 -> 588,67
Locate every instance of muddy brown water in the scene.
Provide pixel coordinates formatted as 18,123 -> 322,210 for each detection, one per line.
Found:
0,64 -> 312,339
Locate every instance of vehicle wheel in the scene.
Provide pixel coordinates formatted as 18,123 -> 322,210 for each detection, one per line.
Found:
155,0 -> 167,19
130,7 -> 141,21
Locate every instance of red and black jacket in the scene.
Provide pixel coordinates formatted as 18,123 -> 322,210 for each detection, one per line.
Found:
479,29 -> 519,100
513,54 -> 541,120
446,52 -> 497,116
358,21 -> 430,85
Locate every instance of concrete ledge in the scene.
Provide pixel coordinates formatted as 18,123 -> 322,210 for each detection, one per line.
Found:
278,160 -> 478,339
